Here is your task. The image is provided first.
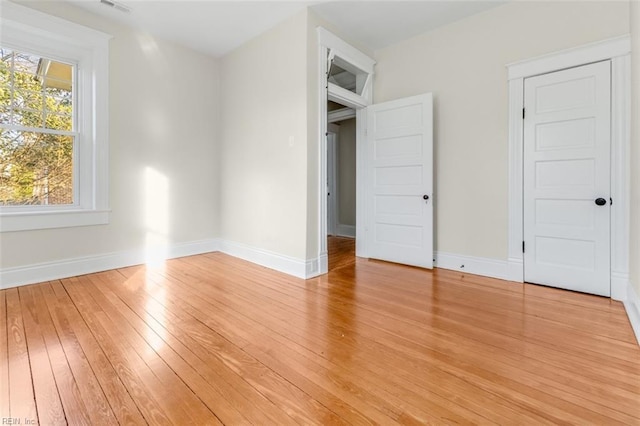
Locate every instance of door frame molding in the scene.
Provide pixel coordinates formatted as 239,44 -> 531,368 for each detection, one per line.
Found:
317,27 -> 376,275
327,127 -> 338,236
506,35 -> 631,300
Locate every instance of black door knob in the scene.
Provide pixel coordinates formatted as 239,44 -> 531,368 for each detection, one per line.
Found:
423,195 -> 429,200
595,198 -> 606,206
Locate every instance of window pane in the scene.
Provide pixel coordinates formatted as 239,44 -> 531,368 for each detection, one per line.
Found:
328,63 -> 357,93
0,129 -> 74,205
14,88 -> 43,109
0,47 -> 74,131
0,49 -> 12,124
328,55 -> 368,96
13,51 -> 39,75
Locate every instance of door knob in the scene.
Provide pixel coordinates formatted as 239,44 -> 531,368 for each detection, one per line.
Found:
423,195 -> 429,200
595,198 -> 606,206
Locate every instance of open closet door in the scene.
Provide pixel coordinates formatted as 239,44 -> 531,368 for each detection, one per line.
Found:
366,93 -> 434,268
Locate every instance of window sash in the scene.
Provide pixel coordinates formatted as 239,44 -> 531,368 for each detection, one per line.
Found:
1,47 -> 79,209
0,123 -> 77,138
1,49 -> 77,133
0,129 -> 78,208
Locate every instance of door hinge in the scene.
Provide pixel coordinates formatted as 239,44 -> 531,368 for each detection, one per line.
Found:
522,241 -> 525,253
522,108 -> 525,119
610,197 -> 613,205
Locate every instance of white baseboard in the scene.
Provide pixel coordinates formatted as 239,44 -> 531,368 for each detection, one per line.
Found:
623,282 -> 640,346
308,252 -> 328,278
507,257 -> 524,282
611,271 -> 629,301
0,238 -> 220,290
218,239 -> 310,279
335,223 -> 356,238
434,251 -> 510,281
1,237 -> 329,290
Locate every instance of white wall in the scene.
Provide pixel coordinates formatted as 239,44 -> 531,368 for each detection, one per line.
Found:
1,2 -> 220,274
374,1 -> 630,261
219,10 -> 309,259
630,0 -> 640,296
338,118 -> 356,226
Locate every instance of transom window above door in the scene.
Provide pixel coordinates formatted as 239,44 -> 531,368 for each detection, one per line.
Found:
326,50 -> 373,110
328,54 -> 369,96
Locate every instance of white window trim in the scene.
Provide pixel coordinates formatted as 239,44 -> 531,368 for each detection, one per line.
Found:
0,2 -> 111,232
506,35 -> 631,300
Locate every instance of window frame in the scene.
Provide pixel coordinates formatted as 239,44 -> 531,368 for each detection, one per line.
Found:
0,2 -> 111,232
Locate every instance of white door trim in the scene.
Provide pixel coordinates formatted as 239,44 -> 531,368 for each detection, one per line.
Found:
507,35 -> 630,80
328,107 -> 356,123
507,35 -> 631,300
317,27 -> 376,275
327,131 -> 338,236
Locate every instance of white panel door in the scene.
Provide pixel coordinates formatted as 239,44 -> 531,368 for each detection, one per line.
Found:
524,61 -> 611,296
366,93 -> 433,268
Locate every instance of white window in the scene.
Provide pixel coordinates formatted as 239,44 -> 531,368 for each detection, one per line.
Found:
0,2 -> 110,232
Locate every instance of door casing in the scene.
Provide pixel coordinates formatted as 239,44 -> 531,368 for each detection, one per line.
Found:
326,131 -> 337,236
317,27 -> 376,276
507,35 -> 631,300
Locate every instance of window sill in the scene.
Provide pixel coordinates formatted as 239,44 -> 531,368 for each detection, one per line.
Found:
0,209 -> 111,232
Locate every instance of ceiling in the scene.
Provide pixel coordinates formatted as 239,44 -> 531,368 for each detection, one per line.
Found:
311,1 -> 504,53
69,0 -> 506,58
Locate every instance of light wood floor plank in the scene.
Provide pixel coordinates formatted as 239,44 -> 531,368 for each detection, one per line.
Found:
100,269 -> 303,425
166,256 -> 556,422
162,256 -> 514,424
183,253 -> 638,424
1,240 -> 638,424
133,267 -> 404,424
18,286 -> 67,425
202,253 -> 637,420
311,269 -> 640,390
91,272 -> 251,425
72,274 -> 222,425
328,236 -> 356,271
61,276 -> 189,425
106,268 -> 341,425
83,273 -> 227,425
5,288 -> 38,423
299,261 -> 640,377
33,283 -> 116,425
51,278 -> 171,425
42,281 -> 146,425
0,291 -> 10,418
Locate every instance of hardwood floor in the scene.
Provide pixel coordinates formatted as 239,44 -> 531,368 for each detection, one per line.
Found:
328,236 -> 355,271
1,253 -> 639,425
